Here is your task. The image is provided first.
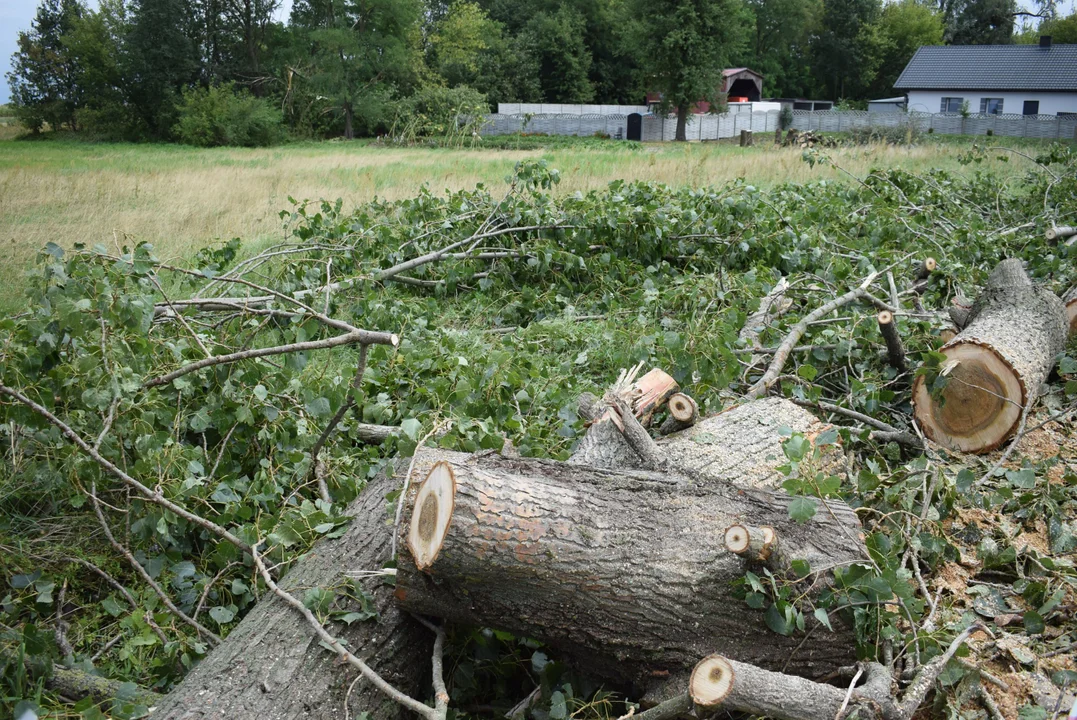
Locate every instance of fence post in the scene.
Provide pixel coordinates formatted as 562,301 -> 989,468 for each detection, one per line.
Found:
1058,116 -> 1062,139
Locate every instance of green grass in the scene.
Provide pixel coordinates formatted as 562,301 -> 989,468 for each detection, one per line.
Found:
0,132 -> 1059,310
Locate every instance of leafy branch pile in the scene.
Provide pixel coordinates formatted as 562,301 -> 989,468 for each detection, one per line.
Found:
2,146 -> 1076,719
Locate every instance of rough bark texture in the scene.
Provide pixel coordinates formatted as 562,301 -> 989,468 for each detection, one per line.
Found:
913,259 -> 1068,453
149,471 -> 429,720
877,312 -> 907,373
657,398 -> 838,489
394,447 -> 864,686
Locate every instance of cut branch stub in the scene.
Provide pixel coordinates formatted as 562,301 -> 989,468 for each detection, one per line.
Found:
658,393 -> 700,436
689,655 -> 735,708
913,259 -> 1068,453
406,461 -> 456,571
723,524 -> 777,563
876,311 -> 907,373
1046,226 -> 1077,243
917,257 -> 937,280
668,393 -> 699,423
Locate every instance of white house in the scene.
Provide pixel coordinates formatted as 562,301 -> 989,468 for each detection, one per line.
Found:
894,37 -> 1077,116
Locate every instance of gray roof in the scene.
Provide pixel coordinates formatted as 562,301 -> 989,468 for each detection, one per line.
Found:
894,44 -> 1077,91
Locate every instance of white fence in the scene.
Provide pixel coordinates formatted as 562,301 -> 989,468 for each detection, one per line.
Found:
482,112 -> 782,141
479,109 -> 1077,142
790,110 -> 1077,140
497,103 -> 649,116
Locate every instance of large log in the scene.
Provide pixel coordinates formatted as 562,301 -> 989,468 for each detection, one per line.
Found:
394,447 -> 865,687
912,259 -> 1068,453
658,397 -> 839,489
148,470 -> 430,720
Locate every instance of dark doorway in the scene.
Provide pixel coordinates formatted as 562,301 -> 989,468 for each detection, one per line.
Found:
727,79 -> 761,102
1024,100 -> 1040,115
627,113 -> 642,141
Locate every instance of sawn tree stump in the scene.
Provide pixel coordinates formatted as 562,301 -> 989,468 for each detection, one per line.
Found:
913,259 -> 1068,453
394,447 -> 865,687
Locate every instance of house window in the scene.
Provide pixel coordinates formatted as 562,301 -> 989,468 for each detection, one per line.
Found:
980,98 -> 1004,115
1023,100 -> 1040,115
940,97 -> 964,113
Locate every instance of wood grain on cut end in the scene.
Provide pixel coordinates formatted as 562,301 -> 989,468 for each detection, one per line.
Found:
724,525 -> 750,554
669,393 -> 698,422
690,655 -> 734,708
912,343 -> 1022,453
1065,291 -> 1077,336
407,461 -> 456,570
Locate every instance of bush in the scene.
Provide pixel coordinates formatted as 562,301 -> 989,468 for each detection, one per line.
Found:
846,120 -> 922,146
391,85 -> 489,143
173,84 -> 284,147
779,106 -> 793,130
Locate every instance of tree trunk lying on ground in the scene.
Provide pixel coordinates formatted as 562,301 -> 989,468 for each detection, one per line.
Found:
148,471 -> 429,720
658,397 -> 841,489
394,446 -> 865,688
913,259 -> 1068,453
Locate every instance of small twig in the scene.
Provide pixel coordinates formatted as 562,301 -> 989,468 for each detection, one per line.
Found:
54,580 -> 74,658
308,344 -> 371,496
835,666 -> 863,720
898,623 -> 983,719
251,542 -> 438,719
974,394 -> 1035,486
978,686 -> 1005,720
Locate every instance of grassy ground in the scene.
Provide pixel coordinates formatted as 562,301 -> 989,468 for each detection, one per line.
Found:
0,133 -> 1050,309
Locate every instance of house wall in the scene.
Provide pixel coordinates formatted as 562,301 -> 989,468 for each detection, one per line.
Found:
905,90 -> 1077,115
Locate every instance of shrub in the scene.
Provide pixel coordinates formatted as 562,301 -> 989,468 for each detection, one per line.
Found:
779,106 -> 793,130
391,85 -> 489,143
173,84 -> 284,147
846,120 -> 922,146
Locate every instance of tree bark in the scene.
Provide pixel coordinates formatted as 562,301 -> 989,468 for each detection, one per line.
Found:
344,103 -> 355,140
876,311 -> 907,373
394,447 -> 864,687
657,398 -> 839,490
913,259 -> 1068,453
675,105 -> 688,142
149,471 -> 429,720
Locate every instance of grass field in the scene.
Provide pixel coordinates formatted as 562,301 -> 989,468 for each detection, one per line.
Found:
0,133 -> 1050,309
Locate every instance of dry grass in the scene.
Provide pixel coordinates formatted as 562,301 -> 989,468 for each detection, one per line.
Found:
0,136 -> 1029,309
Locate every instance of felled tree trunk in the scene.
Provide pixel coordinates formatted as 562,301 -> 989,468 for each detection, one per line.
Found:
148,471 -> 429,720
658,397 -> 841,489
913,259 -> 1068,453
394,447 -> 865,688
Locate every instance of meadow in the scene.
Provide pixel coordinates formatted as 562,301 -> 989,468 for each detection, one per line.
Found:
0,134 -> 1040,309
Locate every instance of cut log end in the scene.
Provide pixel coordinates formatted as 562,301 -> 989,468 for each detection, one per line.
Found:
723,525 -> 751,554
912,343 -> 1023,453
689,655 -> 734,708
922,257 -> 937,275
878,310 -> 893,326
406,461 -> 456,570
668,393 -> 699,423
1067,297 -> 1077,336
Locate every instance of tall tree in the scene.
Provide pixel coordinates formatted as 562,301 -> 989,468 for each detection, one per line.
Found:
939,0 -> 1017,43
292,0 -> 422,138
518,6 -> 595,102
870,0 -> 944,97
124,0 -> 202,137
627,0 -> 749,141
811,0 -> 883,100
62,0 -> 129,134
6,0 -> 85,132
740,0 -> 822,99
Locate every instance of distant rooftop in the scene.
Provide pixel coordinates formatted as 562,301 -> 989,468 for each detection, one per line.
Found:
894,44 -> 1077,91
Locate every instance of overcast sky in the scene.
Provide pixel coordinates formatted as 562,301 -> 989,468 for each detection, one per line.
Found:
1,0 -> 1072,106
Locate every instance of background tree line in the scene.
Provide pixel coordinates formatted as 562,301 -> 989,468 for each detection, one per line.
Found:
5,0 -> 1072,144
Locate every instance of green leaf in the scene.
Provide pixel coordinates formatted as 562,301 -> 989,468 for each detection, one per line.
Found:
101,595 -> 125,617
813,608 -> 833,631
549,690 -> 567,720
764,602 -> 795,636
797,364 -> 818,381
253,384 -> 268,401
401,418 -> 422,441
305,397 -> 332,419
304,587 -> 335,615
1017,705 -> 1047,720
783,435 -> 809,462
788,496 -> 817,524
1023,610 -> 1045,635
209,606 -> 235,624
